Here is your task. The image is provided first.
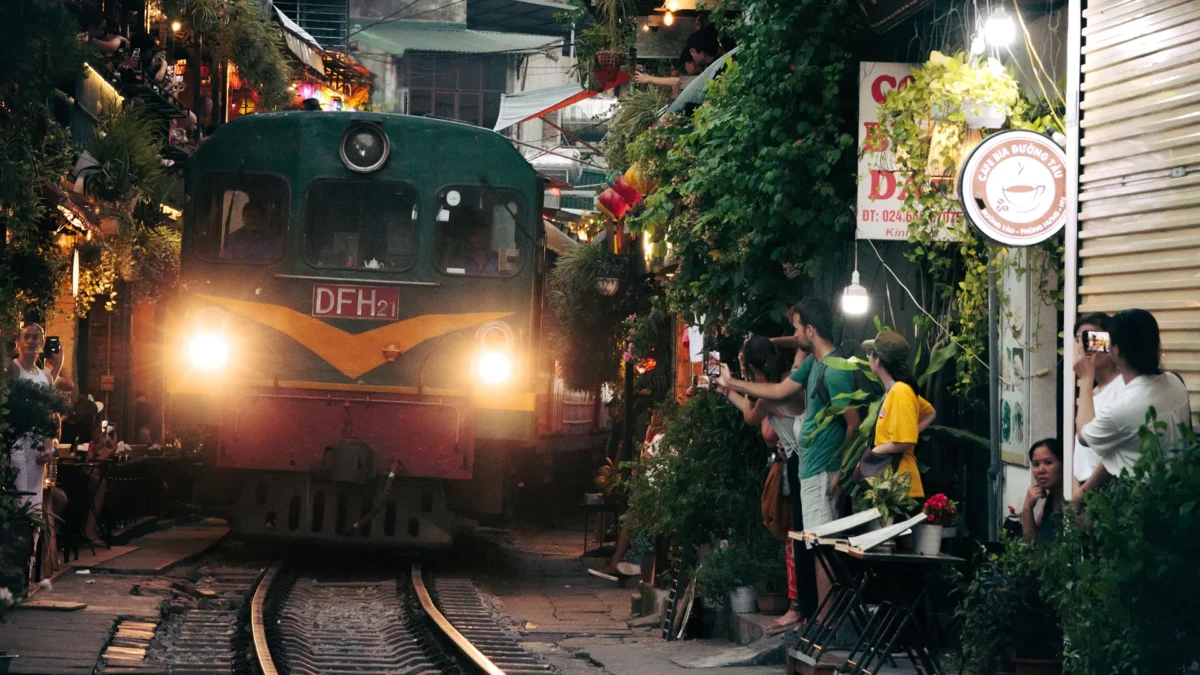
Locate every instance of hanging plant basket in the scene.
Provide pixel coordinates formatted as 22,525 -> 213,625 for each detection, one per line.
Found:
596,277 -> 620,296
596,50 -> 625,69
963,99 -> 1007,129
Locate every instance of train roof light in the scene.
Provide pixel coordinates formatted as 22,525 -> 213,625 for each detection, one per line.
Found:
340,122 -> 389,173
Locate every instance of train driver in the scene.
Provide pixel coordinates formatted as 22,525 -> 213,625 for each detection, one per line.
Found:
224,202 -> 283,262
449,224 -> 500,276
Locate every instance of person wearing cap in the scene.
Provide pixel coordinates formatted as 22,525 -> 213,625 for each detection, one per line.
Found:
858,330 -> 937,498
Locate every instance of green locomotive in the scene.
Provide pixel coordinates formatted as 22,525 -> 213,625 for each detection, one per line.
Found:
168,112 -> 546,545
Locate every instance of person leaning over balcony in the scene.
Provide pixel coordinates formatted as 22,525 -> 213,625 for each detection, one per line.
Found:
1070,312 -> 1124,494
717,298 -> 861,614
718,335 -> 811,632
1078,309 -> 1192,492
856,330 -> 936,498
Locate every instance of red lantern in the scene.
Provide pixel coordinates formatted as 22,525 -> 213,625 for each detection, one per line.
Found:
599,189 -> 631,219
611,173 -> 642,206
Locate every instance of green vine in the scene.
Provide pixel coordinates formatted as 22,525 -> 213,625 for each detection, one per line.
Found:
625,0 -> 861,336
171,0 -> 292,110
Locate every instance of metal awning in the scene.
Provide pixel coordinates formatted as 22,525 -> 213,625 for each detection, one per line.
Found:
493,76 -> 627,132
274,5 -> 326,75
544,219 -> 578,254
467,0 -> 574,35
351,22 -> 561,57
665,45 -> 738,114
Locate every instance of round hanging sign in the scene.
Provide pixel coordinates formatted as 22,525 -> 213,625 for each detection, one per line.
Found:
958,130 -> 1068,247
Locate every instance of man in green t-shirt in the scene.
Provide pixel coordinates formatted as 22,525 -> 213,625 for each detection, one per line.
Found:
717,298 -> 861,610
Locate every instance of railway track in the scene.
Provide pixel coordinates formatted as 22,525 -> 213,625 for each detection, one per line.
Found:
251,561 -> 553,675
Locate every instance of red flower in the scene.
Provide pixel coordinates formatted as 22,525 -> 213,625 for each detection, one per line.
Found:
789,64 -> 796,72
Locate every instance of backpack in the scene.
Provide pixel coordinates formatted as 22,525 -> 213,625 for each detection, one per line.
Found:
812,342 -> 884,415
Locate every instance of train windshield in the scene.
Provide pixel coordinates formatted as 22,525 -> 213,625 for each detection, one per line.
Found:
195,174 -> 289,264
305,180 -> 419,272
437,187 -> 524,278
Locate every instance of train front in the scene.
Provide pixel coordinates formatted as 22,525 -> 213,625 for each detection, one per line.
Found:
169,112 -> 543,546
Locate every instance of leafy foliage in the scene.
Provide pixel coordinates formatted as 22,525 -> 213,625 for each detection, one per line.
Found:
869,52 -> 1065,399
556,0 -> 636,89
1038,417 -> 1200,675
958,534 -> 1061,674
624,390 -> 767,549
694,529 -> 784,603
76,108 -> 182,315
0,0 -> 83,329
180,0 -> 292,110
602,86 -> 668,174
546,243 -> 630,392
624,0 -> 860,336
857,466 -> 916,522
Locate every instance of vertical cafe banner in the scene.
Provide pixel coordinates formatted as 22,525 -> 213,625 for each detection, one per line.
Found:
857,62 -> 933,240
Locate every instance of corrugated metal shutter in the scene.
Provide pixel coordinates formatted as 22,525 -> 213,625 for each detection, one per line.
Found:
1077,0 -> 1200,426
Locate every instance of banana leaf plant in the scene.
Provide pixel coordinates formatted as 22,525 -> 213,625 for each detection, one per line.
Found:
805,340 -> 988,502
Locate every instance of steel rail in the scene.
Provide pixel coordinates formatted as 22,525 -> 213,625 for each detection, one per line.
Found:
251,560 -> 285,675
411,563 -> 506,675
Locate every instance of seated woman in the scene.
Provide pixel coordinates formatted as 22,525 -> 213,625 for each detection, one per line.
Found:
1022,438 -> 1064,543
719,335 -> 810,633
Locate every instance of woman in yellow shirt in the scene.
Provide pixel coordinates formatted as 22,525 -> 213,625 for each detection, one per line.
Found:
857,331 -> 937,498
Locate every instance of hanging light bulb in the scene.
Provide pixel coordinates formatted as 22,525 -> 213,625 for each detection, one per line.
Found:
984,9 -> 1015,47
663,11 -> 675,26
842,242 -> 869,316
171,20 -> 182,33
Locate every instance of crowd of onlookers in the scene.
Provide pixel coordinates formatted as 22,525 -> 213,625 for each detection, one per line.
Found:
593,300 -> 1192,634
79,6 -> 213,167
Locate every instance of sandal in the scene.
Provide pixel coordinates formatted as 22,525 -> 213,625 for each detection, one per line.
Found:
763,616 -> 803,635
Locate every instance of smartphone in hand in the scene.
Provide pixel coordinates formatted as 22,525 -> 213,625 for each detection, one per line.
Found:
1082,330 -> 1110,353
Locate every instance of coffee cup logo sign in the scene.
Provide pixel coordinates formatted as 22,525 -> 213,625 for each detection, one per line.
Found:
959,130 -> 1067,246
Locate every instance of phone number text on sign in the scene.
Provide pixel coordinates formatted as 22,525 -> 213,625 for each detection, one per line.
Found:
312,284 -> 400,321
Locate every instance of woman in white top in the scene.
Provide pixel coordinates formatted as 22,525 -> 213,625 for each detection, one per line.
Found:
7,324 -> 64,510
1070,313 -> 1124,494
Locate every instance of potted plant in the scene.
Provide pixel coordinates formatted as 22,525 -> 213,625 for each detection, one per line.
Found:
559,0 -> 635,89
915,493 -> 957,555
858,466 -> 917,529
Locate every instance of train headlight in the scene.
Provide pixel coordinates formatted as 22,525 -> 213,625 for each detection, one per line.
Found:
477,351 -> 513,385
339,122 -> 389,173
188,333 -> 230,370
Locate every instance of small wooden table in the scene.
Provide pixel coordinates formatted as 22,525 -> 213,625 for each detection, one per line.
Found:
835,543 -> 963,675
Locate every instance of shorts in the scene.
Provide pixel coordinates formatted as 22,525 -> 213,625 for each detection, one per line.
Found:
800,471 -> 838,532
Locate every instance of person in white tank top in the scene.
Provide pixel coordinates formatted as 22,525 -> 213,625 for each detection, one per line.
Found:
7,323 -> 64,509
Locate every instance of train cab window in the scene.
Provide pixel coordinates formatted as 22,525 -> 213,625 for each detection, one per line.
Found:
305,180 -> 418,271
436,187 -> 524,278
195,174 -> 289,264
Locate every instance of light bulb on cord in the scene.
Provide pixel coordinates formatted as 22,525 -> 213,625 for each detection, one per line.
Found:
841,242 -> 869,316
171,20 -> 182,33
984,9 -> 1015,47
663,11 -> 675,26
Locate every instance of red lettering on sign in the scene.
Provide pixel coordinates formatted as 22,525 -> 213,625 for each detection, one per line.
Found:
311,284 -> 400,321
870,74 -> 913,104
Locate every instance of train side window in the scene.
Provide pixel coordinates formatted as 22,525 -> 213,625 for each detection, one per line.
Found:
195,174 -> 289,265
436,187 -> 524,278
305,180 -> 419,272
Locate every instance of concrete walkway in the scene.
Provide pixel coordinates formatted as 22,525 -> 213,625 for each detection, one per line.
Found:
474,524 -> 784,674
1,519 -> 229,675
